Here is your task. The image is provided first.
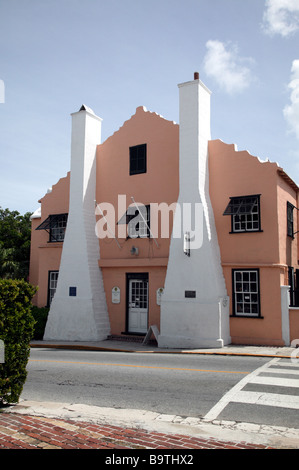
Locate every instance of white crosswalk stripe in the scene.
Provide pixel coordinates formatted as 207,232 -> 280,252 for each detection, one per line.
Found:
205,357 -> 299,421
251,375 -> 299,387
261,367 -> 299,375
231,391 -> 299,409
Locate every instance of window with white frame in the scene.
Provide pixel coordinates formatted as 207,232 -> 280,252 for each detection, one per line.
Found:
48,271 -> 59,306
223,195 -> 261,233
232,269 -> 260,316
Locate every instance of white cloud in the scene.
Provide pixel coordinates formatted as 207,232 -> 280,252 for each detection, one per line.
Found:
283,60 -> 299,139
203,40 -> 254,94
263,0 -> 299,37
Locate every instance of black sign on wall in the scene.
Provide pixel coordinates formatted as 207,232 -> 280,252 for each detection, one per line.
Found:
185,290 -> 196,298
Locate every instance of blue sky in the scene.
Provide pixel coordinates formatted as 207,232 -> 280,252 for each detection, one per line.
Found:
0,0 -> 298,214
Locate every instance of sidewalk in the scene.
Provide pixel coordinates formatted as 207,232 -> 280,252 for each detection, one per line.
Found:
1,339 -> 298,451
0,406 -> 276,450
30,337 -> 296,358
2,397 -> 299,450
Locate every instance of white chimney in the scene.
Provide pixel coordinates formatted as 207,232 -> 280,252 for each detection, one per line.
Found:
158,74 -> 231,348
44,105 -> 110,341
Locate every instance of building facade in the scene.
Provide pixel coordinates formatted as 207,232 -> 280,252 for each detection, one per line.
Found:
29,74 -> 299,348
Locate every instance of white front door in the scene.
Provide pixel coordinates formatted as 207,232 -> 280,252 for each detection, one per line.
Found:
128,278 -> 148,333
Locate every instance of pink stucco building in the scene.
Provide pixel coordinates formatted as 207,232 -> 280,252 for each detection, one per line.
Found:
29,74 -> 299,348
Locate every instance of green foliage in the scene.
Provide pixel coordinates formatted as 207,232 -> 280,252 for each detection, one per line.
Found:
0,279 -> 37,405
31,306 -> 49,340
0,244 -> 19,279
0,208 -> 32,280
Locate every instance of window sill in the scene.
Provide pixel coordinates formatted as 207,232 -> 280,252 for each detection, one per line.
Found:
229,230 -> 263,234
230,315 -> 264,319
121,331 -> 146,336
38,242 -> 63,248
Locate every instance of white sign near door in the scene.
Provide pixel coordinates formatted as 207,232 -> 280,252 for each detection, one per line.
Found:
112,286 -> 120,304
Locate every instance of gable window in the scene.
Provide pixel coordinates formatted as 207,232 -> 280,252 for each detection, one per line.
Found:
48,270 -> 59,306
287,202 -> 294,238
36,213 -> 68,242
232,269 -> 261,317
129,144 -> 147,175
223,195 -> 261,233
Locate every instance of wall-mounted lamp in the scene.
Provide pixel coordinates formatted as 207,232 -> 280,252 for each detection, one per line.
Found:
184,232 -> 190,257
130,246 -> 139,256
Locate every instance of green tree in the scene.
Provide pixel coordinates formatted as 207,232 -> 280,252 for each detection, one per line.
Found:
0,279 -> 37,405
0,243 -> 18,279
0,208 -> 32,280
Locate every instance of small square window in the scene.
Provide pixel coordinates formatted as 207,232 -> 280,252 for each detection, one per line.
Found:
36,213 -> 68,242
223,195 -> 261,233
50,214 -> 68,242
128,205 -> 150,239
130,144 -> 147,175
118,204 -> 150,239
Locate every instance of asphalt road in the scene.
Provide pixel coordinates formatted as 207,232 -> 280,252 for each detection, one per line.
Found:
22,348 -> 269,419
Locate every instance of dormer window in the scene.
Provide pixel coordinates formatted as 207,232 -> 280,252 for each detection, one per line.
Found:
129,144 -> 147,175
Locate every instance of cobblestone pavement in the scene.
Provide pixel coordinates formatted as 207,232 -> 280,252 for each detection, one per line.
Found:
0,412 -> 273,450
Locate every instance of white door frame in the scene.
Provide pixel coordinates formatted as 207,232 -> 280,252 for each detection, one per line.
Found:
127,273 -> 148,334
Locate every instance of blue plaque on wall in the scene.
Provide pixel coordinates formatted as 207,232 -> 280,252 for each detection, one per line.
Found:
69,287 -> 77,296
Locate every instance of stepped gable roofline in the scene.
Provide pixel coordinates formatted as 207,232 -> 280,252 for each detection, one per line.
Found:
210,139 -> 298,192
210,138 -> 278,165
38,172 -> 70,204
210,138 -> 281,168
101,105 -> 178,145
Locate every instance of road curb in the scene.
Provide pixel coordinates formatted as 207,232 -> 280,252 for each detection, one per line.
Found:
29,342 -> 294,359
